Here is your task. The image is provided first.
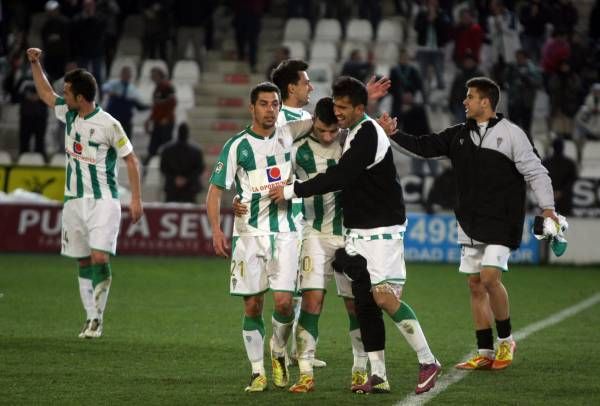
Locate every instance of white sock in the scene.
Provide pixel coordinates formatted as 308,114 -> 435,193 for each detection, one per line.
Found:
349,328 -> 368,371
243,329 -> 265,375
498,334 -> 513,343
271,313 -> 294,357
93,277 -> 111,322
296,323 -> 316,376
479,348 -> 495,359
78,277 -> 96,320
288,297 -> 302,358
367,350 -> 386,380
395,319 -> 436,364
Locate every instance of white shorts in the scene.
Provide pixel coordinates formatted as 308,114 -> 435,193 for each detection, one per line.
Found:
299,236 -> 353,298
345,237 -> 406,286
230,232 -> 299,296
61,198 -> 121,258
459,244 -> 511,274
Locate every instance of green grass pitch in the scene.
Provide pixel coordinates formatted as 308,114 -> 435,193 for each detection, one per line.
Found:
1,254 -> 599,405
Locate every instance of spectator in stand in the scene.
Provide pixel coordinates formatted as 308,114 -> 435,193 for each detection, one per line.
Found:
61,0 -> 82,19
452,8 -> 484,67
340,49 -> 373,83
265,46 -> 290,81
398,91 -> 437,176
96,0 -> 120,78
389,48 -> 425,120
145,67 -> 176,165
160,123 -> 205,203
575,83 -> 600,141
542,138 -> 577,215
19,80 -> 49,160
448,53 -> 484,124
504,49 -> 542,136
518,0 -> 550,63
541,28 -> 571,82
174,0 -> 216,66
141,0 -> 173,63
71,0 -> 107,89
102,66 -> 148,140
232,0 -> 267,73
41,0 -> 70,83
487,0 -> 521,66
549,0 -> 578,37
590,0 -> 600,44
548,60 -> 583,139
358,0 -> 382,34
414,0 -> 451,91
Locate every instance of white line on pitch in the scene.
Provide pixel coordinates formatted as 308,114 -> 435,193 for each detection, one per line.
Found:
395,292 -> 600,406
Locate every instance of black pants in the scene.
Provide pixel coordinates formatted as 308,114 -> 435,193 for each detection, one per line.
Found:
19,117 -> 47,160
147,122 -> 173,163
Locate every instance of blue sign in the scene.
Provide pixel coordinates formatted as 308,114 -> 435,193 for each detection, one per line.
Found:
403,213 -> 540,264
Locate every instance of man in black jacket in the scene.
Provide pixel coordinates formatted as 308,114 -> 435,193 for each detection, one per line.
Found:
270,76 -> 441,395
390,77 -> 558,371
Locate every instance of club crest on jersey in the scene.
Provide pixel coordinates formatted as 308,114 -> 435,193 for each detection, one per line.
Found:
497,137 -> 503,147
266,167 -> 281,182
90,129 -> 95,137
73,141 -> 83,154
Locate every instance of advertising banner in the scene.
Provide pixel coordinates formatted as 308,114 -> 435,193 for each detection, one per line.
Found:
404,213 -> 540,264
6,166 -> 65,201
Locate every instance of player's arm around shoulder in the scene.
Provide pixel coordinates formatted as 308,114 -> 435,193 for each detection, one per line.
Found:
26,48 -> 58,108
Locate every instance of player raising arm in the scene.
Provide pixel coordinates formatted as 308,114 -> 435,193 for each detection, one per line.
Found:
27,48 -> 143,338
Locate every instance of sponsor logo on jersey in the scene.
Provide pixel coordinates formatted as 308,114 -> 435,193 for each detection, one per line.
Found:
215,162 -> 224,174
266,167 -> 281,182
73,141 -> 83,154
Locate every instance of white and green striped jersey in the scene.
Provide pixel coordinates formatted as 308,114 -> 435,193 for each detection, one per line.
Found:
55,96 -> 133,200
209,120 -> 313,236
293,135 -> 344,237
277,104 -> 312,127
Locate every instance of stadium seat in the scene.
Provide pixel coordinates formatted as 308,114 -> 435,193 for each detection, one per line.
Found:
116,37 -> 142,58
346,19 -> 373,43
173,60 -> 200,85
49,153 -> 65,167
581,140 -> 600,163
144,155 -> 164,201
109,56 -> 138,80
140,59 -> 169,82
533,139 -> 546,158
283,18 -> 311,42
314,19 -> 342,42
579,163 -> 600,179
282,40 -> 307,60
0,150 -> 12,165
137,82 -> 155,104
374,41 -> 399,65
376,19 -> 403,43
375,64 -> 391,78
309,41 -> 338,63
175,84 -> 196,110
307,62 -> 334,84
17,152 -> 45,166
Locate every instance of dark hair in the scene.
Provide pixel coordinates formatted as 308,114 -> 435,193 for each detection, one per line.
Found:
177,122 -> 189,142
270,59 -> 309,100
250,81 -> 281,105
466,76 -> 500,110
332,76 -> 368,107
314,97 -> 337,126
64,68 -> 97,102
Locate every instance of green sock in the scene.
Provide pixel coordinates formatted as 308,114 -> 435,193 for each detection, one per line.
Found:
90,263 -> 111,289
391,301 -> 417,322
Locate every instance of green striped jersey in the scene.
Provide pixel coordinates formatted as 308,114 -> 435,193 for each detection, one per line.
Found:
209,121 -> 313,236
55,96 -> 133,200
277,105 -> 312,126
293,135 -> 344,237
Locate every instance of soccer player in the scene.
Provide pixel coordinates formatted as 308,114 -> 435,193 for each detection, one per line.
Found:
206,82 -> 313,392
270,59 -> 391,370
270,77 -> 441,395
26,48 -> 143,338
388,77 -> 557,370
233,97 -> 370,393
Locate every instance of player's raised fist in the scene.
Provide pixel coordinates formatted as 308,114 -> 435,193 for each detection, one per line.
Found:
26,48 -> 42,63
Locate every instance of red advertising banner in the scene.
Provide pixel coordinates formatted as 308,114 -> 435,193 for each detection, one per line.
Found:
0,202 -> 233,256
